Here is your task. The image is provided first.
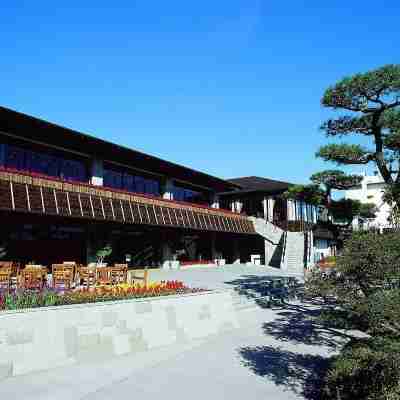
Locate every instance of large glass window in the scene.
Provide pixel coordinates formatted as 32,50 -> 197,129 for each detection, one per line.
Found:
104,168 -> 160,196
172,185 -> 208,204
0,143 -> 87,182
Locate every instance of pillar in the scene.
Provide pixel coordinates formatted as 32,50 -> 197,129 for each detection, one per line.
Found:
287,199 -> 295,221
161,241 -> 173,269
211,232 -> 218,260
231,200 -> 243,214
161,179 -> 174,200
210,193 -> 220,209
267,198 -> 275,222
232,238 -> 241,264
90,159 -> 104,186
263,197 -> 268,220
307,230 -> 315,268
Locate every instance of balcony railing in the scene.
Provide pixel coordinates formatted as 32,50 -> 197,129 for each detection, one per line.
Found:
0,168 -> 255,235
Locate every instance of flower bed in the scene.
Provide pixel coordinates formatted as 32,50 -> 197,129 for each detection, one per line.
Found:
180,260 -> 216,267
0,281 -> 206,311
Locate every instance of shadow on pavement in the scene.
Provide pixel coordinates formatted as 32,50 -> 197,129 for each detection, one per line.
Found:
224,274 -> 303,307
239,345 -> 329,400
233,285 -> 352,399
262,303 -> 352,349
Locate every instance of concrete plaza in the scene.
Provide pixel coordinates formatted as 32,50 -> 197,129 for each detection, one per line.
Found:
0,265 -> 346,400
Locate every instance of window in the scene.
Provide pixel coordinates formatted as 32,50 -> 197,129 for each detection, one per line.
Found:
1,143 -> 87,182
172,185 -> 208,204
104,169 -> 123,189
104,168 -> 160,196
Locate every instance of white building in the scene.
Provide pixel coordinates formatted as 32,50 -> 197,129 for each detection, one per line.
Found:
345,172 -> 393,231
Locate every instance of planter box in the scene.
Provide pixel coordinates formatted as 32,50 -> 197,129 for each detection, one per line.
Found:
0,290 -> 238,381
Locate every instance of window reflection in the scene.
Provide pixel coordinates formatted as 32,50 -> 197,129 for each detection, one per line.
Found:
172,185 -> 207,205
104,168 -> 160,196
0,144 -> 87,182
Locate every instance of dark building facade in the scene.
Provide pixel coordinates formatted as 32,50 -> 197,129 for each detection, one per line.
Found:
0,107 -> 262,267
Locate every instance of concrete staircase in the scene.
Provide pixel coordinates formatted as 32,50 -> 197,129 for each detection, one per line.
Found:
250,217 -> 284,245
249,217 -> 305,274
281,231 -> 305,273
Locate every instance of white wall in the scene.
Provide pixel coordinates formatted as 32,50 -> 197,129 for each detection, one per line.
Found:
0,291 -> 238,381
313,238 -> 334,262
345,173 -> 392,230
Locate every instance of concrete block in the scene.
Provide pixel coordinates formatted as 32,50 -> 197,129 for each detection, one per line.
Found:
0,361 -> 13,381
6,329 -> 34,345
135,302 -> 152,314
102,311 -> 118,328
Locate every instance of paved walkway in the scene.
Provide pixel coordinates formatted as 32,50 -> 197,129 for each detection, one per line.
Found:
147,264 -> 304,290
0,267 -> 347,400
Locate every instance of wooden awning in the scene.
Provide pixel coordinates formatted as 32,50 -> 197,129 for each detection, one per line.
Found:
0,169 -> 255,235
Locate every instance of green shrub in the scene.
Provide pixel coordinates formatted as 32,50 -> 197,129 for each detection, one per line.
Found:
325,337 -> 400,400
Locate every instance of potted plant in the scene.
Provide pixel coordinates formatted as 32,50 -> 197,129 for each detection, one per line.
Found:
95,244 -> 112,268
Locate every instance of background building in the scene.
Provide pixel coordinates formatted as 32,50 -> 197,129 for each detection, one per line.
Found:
345,171 -> 393,231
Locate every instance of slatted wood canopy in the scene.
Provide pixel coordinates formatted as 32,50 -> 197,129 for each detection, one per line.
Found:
0,169 -> 256,235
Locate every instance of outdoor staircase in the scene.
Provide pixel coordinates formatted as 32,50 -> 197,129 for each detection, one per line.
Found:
249,217 -> 305,274
250,217 -> 284,245
280,231 -> 305,273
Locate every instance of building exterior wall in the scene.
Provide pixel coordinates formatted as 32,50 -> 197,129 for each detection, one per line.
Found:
0,110 -> 258,267
345,173 -> 392,230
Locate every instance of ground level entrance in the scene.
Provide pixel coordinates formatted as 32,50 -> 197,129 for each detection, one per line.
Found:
0,212 -> 265,267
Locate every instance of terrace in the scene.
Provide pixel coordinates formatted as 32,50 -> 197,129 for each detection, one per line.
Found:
0,167 -> 255,234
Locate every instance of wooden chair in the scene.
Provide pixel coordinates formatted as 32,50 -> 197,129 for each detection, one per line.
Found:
0,267 -> 12,289
9,263 -> 20,288
111,264 -> 128,285
130,267 -> 149,287
20,266 -> 47,290
52,264 -> 75,290
0,261 -> 13,269
78,266 -> 97,288
96,267 -> 112,286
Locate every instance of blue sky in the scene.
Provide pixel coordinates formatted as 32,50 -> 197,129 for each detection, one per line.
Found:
2,1 -> 399,184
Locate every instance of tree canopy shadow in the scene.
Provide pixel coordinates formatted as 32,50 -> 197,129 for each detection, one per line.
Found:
239,345 -> 330,399
224,274 -> 303,307
262,303 -> 353,349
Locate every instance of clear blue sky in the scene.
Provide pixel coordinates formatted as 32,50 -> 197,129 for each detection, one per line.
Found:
2,1 -> 399,184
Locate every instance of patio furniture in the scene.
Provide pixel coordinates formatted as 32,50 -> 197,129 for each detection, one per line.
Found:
0,261 -> 14,269
52,264 -> 76,289
96,267 -> 113,286
0,267 -> 12,289
20,266 -> 47,289
78,266 -> 97,288
111,264 -> 128,285
130,267 -> 149,287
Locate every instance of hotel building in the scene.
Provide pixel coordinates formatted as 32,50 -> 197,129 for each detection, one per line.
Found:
0,106 -> 320,271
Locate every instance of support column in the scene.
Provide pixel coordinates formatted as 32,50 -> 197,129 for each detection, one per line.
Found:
263,197 -> 268,220
161,179 -> 174,200
90,159 -> 104,186
161,241 -> 173,269
231,200 -> 243,214
307,230 -> 315,268
210,193 -> 220,209
211,232 -> 218,260
232,238 -> 241,264
267,198 -> 275,222
287,199 -> 295,221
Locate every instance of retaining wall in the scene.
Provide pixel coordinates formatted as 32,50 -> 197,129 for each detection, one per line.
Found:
0,290 -> 238,381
